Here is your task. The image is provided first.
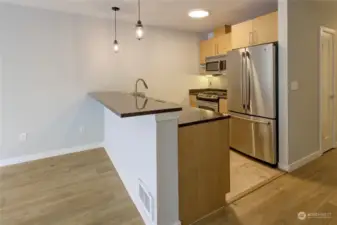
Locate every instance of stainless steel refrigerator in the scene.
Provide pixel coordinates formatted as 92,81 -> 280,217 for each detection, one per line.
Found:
227,43 -> 277,165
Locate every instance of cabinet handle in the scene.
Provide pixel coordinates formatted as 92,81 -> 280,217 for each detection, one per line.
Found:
254,30 -> 257,44
249,32 -> 252,45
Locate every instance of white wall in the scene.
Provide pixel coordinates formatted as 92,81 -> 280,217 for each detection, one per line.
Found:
0,3 -> 212,160
281,0 -> 337,167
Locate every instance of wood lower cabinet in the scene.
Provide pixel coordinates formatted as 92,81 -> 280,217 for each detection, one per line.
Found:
252,11 -> 278,45
189,95 -> 197,107
219,99 -> 228,113
231,20 -> 253,49
178,119 -> 230,225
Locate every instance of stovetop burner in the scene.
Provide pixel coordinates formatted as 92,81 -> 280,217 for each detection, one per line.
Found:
197,90 -> 227,101
197,93 -> 219,100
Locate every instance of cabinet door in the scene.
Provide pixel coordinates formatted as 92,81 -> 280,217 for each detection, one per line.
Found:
189,95 -> 197,107
216,34 -> 232,55
231,20 -> 253,49
252,11 -> 278,45
219,99 -> 228,113
200,39 -> 216,64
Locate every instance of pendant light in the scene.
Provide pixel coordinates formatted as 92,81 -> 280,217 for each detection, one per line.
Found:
112,7 -> 120,53
135,0 -> 144,40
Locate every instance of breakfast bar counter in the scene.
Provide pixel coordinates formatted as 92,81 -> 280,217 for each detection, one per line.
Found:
90,91 -> 182,117
90,91 -> 230,225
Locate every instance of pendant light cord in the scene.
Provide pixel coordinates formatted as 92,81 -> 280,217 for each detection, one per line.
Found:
138,0 -> 140,21
114,10 -> 117,40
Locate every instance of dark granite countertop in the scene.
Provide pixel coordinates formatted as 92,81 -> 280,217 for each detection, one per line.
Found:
90,92 -> 182,118
189,88 -> 226,94
178,107 -> 230,127
189,88 -> 227,99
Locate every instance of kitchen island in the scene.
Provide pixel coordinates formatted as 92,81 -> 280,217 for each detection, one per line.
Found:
90,92 -> 230,225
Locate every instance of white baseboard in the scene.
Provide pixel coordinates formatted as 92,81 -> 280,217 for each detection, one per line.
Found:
282,151 -> 322,172
172,221 -> 181,225
0,142 -> 103,167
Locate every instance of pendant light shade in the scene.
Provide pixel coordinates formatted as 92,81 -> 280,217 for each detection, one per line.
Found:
113,40 -> 119,52
135,0 -> 144,40
136,20 -> 144,40
112,7 -> 120,53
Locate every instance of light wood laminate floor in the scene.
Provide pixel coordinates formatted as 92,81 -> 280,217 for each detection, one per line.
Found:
227,150 -> 284,202
196,149 -> 337,225
1,148 -> 337,225
0,149 -> 144,225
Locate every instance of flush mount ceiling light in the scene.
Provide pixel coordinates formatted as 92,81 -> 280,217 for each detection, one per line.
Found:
112,6 -> 120,53
188,9 -> 209,19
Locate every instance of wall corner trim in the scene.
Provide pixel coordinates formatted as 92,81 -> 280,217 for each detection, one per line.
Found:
0,142 -> 104,167
277,163 -> 290,172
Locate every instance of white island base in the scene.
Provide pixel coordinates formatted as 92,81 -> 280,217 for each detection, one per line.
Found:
104,107 -> 181,225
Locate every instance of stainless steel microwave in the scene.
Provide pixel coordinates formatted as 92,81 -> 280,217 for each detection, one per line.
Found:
205,55 -> 227,75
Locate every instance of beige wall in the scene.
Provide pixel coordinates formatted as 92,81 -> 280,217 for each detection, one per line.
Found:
287,0 -> 337,164
0,3 -> 210,161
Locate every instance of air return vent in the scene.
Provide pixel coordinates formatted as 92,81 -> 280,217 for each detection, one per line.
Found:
138,179 -> 154,221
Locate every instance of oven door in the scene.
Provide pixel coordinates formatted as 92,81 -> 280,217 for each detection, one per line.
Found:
199,105 -> 216,112
197,100 -> 219,112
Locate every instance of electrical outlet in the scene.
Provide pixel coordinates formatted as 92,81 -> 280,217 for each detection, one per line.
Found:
290,81 -> 299,91
19,133 -> 27,142
79,126 -> 85,134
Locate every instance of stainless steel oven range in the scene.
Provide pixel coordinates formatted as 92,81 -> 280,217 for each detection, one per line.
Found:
196,92 -> 219,112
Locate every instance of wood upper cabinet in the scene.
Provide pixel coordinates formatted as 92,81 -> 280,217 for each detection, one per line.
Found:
231,11 -> 278,49
231,20 -> 253,49
252,11 -> 278,45
216,34 -> 232,55
200,38 -> 215,64
200,34 -> 232,64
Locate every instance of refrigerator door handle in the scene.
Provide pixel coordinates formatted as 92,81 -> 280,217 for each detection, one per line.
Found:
246,52 -> 251,111
230,115 -> 271,125
241,52 -> 246,110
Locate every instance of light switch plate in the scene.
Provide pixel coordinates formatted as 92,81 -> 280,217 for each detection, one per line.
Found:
290,81 -> 299,91
19,133 -> 27,142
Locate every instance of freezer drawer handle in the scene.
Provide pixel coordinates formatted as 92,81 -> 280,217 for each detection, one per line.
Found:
231,115 -> 271,125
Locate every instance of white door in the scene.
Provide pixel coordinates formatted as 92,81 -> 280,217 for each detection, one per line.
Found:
320,28 -> 335,153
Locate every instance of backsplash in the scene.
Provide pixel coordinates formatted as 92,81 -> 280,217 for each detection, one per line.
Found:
200,75 -> 228,89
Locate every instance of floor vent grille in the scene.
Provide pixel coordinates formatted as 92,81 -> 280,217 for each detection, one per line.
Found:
138,179 -> 154,221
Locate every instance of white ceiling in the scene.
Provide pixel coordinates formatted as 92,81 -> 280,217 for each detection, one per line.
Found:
0,0 -> 278,32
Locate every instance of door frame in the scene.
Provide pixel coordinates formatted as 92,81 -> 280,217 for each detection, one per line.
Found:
0,56 -> 2,149
319,26 -> 336,154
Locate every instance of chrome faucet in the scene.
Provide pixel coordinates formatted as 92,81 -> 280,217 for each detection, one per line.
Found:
134,78 -> 148,97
